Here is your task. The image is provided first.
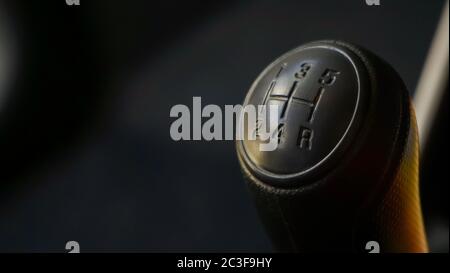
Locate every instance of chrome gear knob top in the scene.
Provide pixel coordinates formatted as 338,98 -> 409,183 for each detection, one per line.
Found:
237,40 -> 428,252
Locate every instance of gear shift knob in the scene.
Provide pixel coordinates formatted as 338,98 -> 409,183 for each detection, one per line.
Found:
236,40 -> 428,252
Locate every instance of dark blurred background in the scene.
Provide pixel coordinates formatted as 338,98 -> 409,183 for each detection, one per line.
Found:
0,0 -> 447,252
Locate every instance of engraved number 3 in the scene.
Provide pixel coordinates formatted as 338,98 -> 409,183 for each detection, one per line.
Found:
295,63 -> 312,79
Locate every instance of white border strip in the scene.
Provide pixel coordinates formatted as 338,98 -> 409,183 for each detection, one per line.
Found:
414,0 -> 449,150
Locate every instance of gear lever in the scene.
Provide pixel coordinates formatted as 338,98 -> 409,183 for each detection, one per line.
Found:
236,40 -> 428,252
